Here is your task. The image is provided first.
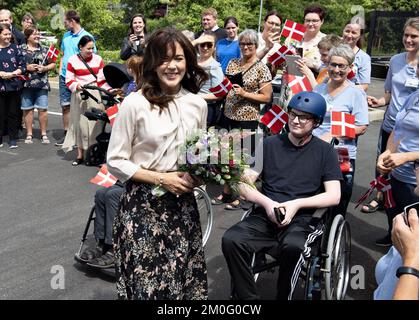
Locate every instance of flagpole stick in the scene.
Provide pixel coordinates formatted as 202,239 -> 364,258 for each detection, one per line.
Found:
257,0 -> 263,34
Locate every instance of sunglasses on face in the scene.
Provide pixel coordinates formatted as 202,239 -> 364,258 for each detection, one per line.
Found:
239,42 -> 255,47
199,42 -> 213,49
288,111 -> 313,124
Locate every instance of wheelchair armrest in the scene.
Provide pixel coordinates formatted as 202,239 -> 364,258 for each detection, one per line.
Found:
313,207 -> 328,219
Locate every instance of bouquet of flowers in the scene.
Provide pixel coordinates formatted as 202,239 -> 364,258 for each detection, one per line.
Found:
152,128 -> 255,196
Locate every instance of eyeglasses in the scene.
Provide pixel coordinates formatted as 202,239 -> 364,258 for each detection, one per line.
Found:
288,111 -> 313,124
239,42 -> 255,47
199,42 -> 213,49
328,63 -> 349,71
266,20 -> 281,28
304,19 -> 321,24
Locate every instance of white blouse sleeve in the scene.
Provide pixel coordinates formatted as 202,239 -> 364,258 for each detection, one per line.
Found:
106,95 -> 140,182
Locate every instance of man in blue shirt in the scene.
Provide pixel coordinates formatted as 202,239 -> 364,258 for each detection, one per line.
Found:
55,10 -> 96,146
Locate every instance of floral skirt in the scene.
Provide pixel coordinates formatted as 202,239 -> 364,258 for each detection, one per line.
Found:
113,181 -> 208,300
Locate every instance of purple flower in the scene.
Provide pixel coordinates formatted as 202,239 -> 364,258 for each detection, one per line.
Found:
186,150 -> 200,164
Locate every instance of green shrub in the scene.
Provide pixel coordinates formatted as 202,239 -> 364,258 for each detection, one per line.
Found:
99,50 -> 123,64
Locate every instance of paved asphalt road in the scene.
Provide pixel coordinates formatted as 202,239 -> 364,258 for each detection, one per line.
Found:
0,81 -> 392,300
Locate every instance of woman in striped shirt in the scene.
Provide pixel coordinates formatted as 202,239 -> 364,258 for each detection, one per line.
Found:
63,35 -> 111,166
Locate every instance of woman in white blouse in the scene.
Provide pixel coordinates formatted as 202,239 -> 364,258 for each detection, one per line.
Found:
107,28 -> 209,300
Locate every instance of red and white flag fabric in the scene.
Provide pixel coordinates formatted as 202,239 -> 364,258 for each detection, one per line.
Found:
90,164 -> 117,188
268,45 -> 295,67
347,67 -> 356,80
209,77 -> 233,98
260,104 -> 289,134
355,176 -> 395,209
105,104 -> 120,126
375,176 -> 396,208
336,147 -> 352,173
280,19 -> 306,44
46,44 -> 60,62
331,112 -> 356,139
284,74 -> 313,94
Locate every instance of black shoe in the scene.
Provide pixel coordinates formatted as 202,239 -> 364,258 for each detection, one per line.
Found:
72,158 -> 84,166
54,136 -> 65,146
375,235 -> 392,247
87,250 -> 115,269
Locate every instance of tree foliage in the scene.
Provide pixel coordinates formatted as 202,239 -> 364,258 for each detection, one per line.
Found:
5,0 -> 418,55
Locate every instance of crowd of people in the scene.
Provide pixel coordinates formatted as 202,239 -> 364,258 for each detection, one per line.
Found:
1,5 -> 418,300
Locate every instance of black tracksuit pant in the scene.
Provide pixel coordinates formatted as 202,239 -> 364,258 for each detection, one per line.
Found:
222,207 -> 323,300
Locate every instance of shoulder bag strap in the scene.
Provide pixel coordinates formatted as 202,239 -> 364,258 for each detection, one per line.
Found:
77,54 -> 97,80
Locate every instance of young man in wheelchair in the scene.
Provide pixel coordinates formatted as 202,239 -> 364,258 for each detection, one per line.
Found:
222,91 -> 342,300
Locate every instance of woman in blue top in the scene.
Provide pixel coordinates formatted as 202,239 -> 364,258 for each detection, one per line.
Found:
374,61 -> 419,298
362,18 -> 419,221
195,31 -> 224,127
0,23 -> 25,149
342,19 -> 371,92
313,44 -> 369,216
376,57 -> 419,245
216,17 -> 241,74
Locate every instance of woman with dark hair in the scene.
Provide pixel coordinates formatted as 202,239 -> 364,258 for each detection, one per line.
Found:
216,16 -> 241,74
0,23 -> 25,148
120,13 -> 147,61
62,35 -> 111,165
257,10 -> 282,63
107,27 -> 209,300
20,26 -> 55,144
301,5 -> 326,72
342,19 -> 371,91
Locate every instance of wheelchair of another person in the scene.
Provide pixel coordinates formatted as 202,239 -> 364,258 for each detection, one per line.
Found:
74,186 -> 214,268
241,205 -> 351,300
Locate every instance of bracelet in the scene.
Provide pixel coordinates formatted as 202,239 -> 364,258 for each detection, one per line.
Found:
396,266 -> 419,278
158,176 -> 164,187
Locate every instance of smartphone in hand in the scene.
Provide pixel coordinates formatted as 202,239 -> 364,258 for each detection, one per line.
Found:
403,201 -> 419,226
274,207 -> 285,224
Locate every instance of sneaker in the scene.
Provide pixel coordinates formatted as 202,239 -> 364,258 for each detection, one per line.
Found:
9,140 -> 18,149
87,250 -> 115,269
375,235 -> 392,247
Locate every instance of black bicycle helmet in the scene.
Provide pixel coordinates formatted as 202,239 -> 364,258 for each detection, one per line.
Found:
288,91 -> 327,125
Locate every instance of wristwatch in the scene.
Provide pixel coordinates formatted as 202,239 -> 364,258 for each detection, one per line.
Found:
396,266 -> 419,278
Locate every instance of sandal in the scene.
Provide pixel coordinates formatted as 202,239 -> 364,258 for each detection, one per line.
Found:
361,197 -> 384,213
87,250 -> 115,269
41,135 -> 50,144
225,199 -> 243,211
211,192 -> 235,205
24,135 -> 33,144
72,158 -> 84,166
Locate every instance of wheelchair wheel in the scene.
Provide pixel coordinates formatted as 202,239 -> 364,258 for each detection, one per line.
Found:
194,186 -> 213,248
85,143 -> 106,167
324,214 -> 351,300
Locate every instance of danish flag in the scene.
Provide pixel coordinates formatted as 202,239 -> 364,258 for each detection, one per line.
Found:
268,45 -> 296,67
90,164 -> 117,188
46,44 -> 60,62
331,112 -> 356,139
260,104 -> 289,134
105,104 -> 120,126
375,176 -> 396,208
336,147 -> 352,173
347,67 -> 356,80
209,77 -> 233,98
355,176 -> 395,209
284,74 -> 312,94
280,19 -> 306,44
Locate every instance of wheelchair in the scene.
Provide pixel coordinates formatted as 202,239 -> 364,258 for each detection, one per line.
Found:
74,186 -> 214,268
241,205 -> 351,300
